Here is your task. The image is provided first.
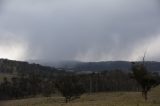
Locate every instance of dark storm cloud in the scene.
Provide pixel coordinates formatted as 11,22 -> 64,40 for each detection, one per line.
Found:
0,0 -> 4,12
0,0 -> 160,61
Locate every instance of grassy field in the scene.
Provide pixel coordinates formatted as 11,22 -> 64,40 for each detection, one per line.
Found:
0,86 -> 160,106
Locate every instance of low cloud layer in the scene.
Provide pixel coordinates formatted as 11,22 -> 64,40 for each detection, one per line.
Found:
0,0 -> 160,62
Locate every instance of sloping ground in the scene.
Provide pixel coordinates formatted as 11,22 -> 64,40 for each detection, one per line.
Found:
0,86 -> 160,106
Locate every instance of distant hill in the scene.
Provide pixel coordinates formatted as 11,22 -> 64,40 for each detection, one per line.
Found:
0,59 -> 160,74
0,59 -> 63,75
52,61 -> 160,73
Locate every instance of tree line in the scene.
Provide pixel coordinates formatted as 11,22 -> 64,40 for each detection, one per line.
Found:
0,70 -> 140,102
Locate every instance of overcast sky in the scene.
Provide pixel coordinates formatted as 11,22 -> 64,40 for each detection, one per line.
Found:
0,0 -> 160,62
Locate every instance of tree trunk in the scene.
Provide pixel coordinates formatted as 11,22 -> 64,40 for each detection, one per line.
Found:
65,97 -> 68,103
144,91 -> 148,101
65,97 -> 71,103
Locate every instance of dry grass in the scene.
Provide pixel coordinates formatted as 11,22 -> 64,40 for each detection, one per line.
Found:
0,86 -> 160,106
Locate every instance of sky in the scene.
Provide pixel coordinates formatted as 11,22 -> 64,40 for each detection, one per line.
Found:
0,0 -> 160,62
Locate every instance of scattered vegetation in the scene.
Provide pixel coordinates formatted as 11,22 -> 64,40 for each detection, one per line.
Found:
0,59 -> 159,104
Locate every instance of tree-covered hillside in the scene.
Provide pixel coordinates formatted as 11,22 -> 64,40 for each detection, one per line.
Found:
0,59 -> 63,75
55,61 -> 160,73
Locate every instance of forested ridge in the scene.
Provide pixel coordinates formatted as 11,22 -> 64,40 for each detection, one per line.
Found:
56,61 -> 160,73
0,59 -> 62,74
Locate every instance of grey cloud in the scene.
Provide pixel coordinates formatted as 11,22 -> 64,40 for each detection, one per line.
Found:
0,0 -> 160,62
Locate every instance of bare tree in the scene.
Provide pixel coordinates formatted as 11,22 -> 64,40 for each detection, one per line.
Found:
131,53 -> 160,101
